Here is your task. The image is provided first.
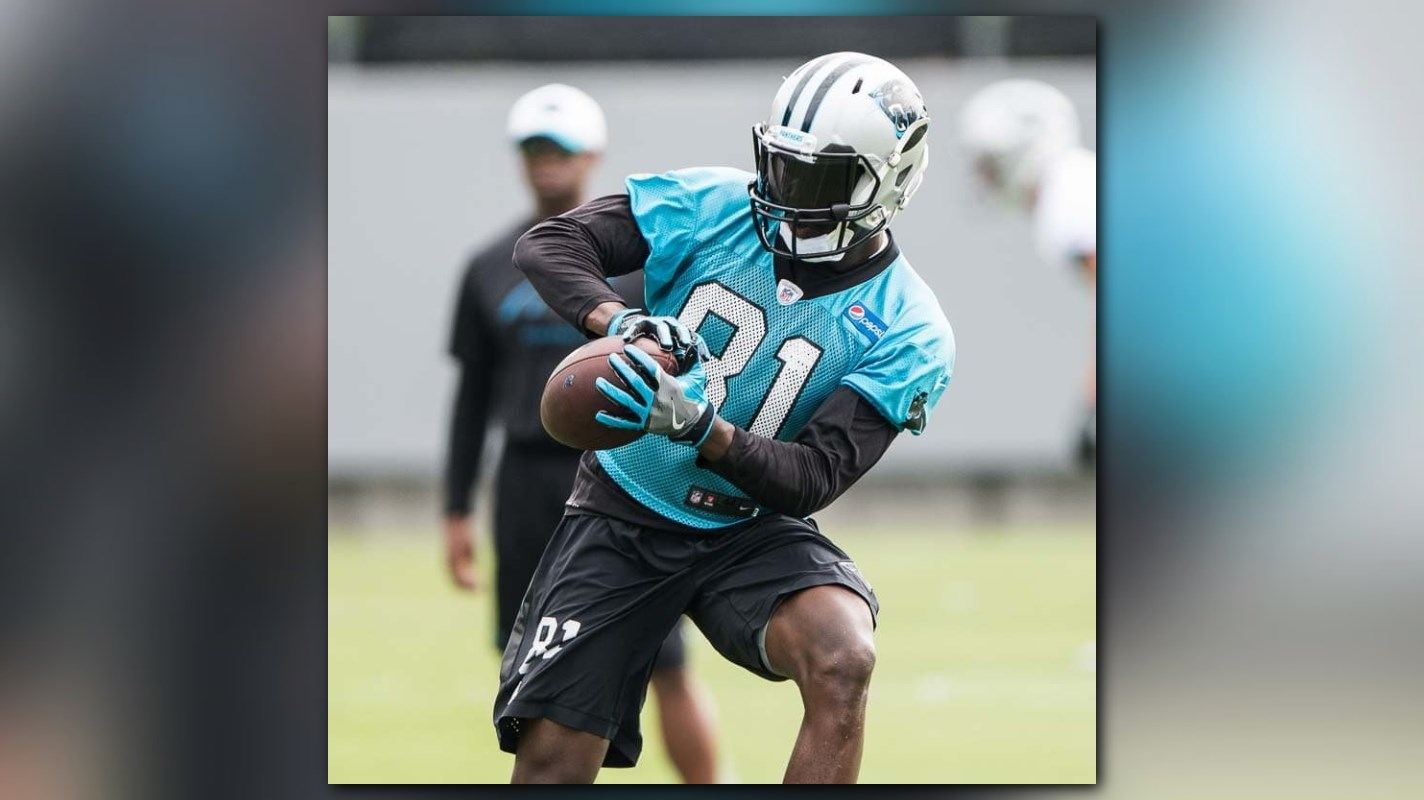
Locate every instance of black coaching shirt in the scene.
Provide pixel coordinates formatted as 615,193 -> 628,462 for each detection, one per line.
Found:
444,215 -> 643,515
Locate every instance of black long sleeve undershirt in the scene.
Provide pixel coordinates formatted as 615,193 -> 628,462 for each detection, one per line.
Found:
517,193 -> 903,526
513,194 -> 648,335
444,356 -> 497,516
702,386 -> 900,518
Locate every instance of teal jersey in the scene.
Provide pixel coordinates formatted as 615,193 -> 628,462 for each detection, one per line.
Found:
599,166 -> 955,528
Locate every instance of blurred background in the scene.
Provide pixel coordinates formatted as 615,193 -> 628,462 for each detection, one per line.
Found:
327,16 -> 1096,784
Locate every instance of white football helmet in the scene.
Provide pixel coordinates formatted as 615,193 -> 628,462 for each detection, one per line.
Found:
749,52 -> 931,262
957,79 -> 1081,209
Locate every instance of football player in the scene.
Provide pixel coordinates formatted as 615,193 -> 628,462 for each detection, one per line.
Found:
494,54 -> 955,783
958,78 -> 1096,467
442,83 -> 719,783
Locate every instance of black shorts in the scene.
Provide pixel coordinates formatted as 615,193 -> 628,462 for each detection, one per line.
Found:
494,446 -> 687,670
493,511 -> 878,768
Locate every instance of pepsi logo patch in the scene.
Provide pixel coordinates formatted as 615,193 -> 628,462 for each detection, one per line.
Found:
843,300 -> 888,343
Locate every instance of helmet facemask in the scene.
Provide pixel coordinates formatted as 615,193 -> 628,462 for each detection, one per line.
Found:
749,124 -> 886,262
749,117 -> 928,263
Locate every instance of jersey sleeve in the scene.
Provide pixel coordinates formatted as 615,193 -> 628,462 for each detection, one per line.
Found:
625,167 -> 755,294
840,318 -> 955,436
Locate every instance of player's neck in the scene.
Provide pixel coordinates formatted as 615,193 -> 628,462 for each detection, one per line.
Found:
819,231 -> 888,270
775,231 -> 899,300
857,231 -> 890,262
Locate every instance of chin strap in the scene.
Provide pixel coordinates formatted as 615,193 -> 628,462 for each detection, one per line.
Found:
777,224 -> 848,263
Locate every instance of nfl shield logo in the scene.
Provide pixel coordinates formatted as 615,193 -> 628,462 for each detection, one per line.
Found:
776,279 -> 804,306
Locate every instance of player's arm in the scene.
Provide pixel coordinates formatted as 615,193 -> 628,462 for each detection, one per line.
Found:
596,320 -> 950,517
595,345 -> 897,517
442,362 -> 494,591
442,272 -> 503,591
515,194 -> 695,348
510,194 -> 659,337
444,358 -> 497,517
697,388 -> 900,518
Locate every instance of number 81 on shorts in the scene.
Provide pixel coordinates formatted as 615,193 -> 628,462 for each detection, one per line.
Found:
517,616 -> 582,675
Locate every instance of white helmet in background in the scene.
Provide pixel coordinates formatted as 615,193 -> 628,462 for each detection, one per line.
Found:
750,52 -> 931,262
957,79 -> 1080,209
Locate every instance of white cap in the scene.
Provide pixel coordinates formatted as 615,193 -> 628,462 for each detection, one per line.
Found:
506,83 -> 607,154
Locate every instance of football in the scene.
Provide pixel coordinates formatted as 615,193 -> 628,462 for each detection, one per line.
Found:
540,335 -> 680,451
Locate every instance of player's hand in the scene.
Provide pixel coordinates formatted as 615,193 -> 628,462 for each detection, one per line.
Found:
443,515 -> 480,591
608,308 -> 695,354
594,343 -> 717,446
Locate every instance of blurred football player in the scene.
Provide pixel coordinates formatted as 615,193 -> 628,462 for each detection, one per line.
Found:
496,54 -> 955,783
442,83 -> 719,783
958,78 -> 1096,467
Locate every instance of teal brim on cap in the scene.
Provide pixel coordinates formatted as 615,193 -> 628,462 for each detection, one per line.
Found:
517,132 -> 588,153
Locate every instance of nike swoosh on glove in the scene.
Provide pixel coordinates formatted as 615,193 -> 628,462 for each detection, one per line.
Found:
593,343 -> 717,447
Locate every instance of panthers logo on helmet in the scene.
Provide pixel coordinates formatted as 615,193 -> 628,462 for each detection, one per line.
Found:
869,81 -> 925,137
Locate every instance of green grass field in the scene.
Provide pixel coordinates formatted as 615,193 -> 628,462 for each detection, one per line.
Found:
329,524 -> 1096,784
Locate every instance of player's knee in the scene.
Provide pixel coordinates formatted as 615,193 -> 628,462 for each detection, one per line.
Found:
802,633 -> 876,704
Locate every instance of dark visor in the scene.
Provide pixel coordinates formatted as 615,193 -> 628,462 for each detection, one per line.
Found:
761,149 -> 860,213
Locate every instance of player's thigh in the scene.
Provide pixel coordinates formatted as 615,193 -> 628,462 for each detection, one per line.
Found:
687,515 -> 878,682
510,718 -> 610,784
497,513 -> 693,686
494,513 -> 697,767
762,584 -> 876,684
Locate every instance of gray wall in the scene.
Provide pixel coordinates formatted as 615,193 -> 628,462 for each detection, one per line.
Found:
328,57 -> 1096,478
